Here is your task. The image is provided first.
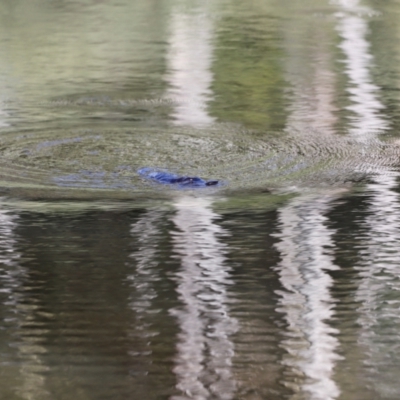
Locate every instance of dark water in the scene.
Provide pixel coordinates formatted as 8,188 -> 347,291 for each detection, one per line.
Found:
0,0 -> 400,399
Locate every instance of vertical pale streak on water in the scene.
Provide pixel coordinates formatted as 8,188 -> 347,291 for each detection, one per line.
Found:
129,211 -> 163,339
355,174 -> 400,397
0,81 -> 10,127
128,209 -> 166,371
0,55 -> 11,128
284,11 -> 337,134
276,5 -> 342,397
335,0 -> 389,141
0,100 -> 9,127
170,197 -> 237,400
0,210 -> 48,399
336,0 -> 400,394
165,5 -> 215,126
274,195 -> 341,400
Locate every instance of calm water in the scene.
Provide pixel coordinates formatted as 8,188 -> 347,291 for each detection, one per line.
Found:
0,0 -> 400,399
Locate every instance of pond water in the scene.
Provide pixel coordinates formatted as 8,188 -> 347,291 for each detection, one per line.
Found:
0,0 -> 400,399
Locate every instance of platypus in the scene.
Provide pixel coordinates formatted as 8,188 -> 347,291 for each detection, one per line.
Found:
138,168 -> 219,187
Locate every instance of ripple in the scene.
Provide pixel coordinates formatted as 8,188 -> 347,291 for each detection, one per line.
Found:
0,125 -> 399,199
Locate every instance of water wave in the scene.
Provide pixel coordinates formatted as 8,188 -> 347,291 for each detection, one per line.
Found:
0,124 -> 398,199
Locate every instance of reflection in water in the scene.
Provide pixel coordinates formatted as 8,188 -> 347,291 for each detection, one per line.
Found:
129,210 -> 164,369
165,7 -> 215,126
355,175 -> 400,396
0,103 -> 9,128
336,0 -> 389,140
129,210 -> 163,309
274,194 -> 341,400
170,197 -> 237,399
0,209 -> 49,399
165,5 -> 237,394
1,0 -> 400,398
284,8 -> 337,135
277,7 -> 343,397
336,0 -> 400,396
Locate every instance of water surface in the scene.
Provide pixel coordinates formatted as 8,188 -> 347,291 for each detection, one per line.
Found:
0,0 -> 400,399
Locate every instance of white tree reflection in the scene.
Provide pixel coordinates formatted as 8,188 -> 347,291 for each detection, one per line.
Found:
0,207 -> 49,399
170,196 -> 237,400
284,9 -> 338,135
165,5 -> 215,126
129,210 -> 164,352
277,2 -> 344,397
163,4 -> 237,397
274,194 -> 341,400
335,0 -> 389,141
336,0 -> 400,396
